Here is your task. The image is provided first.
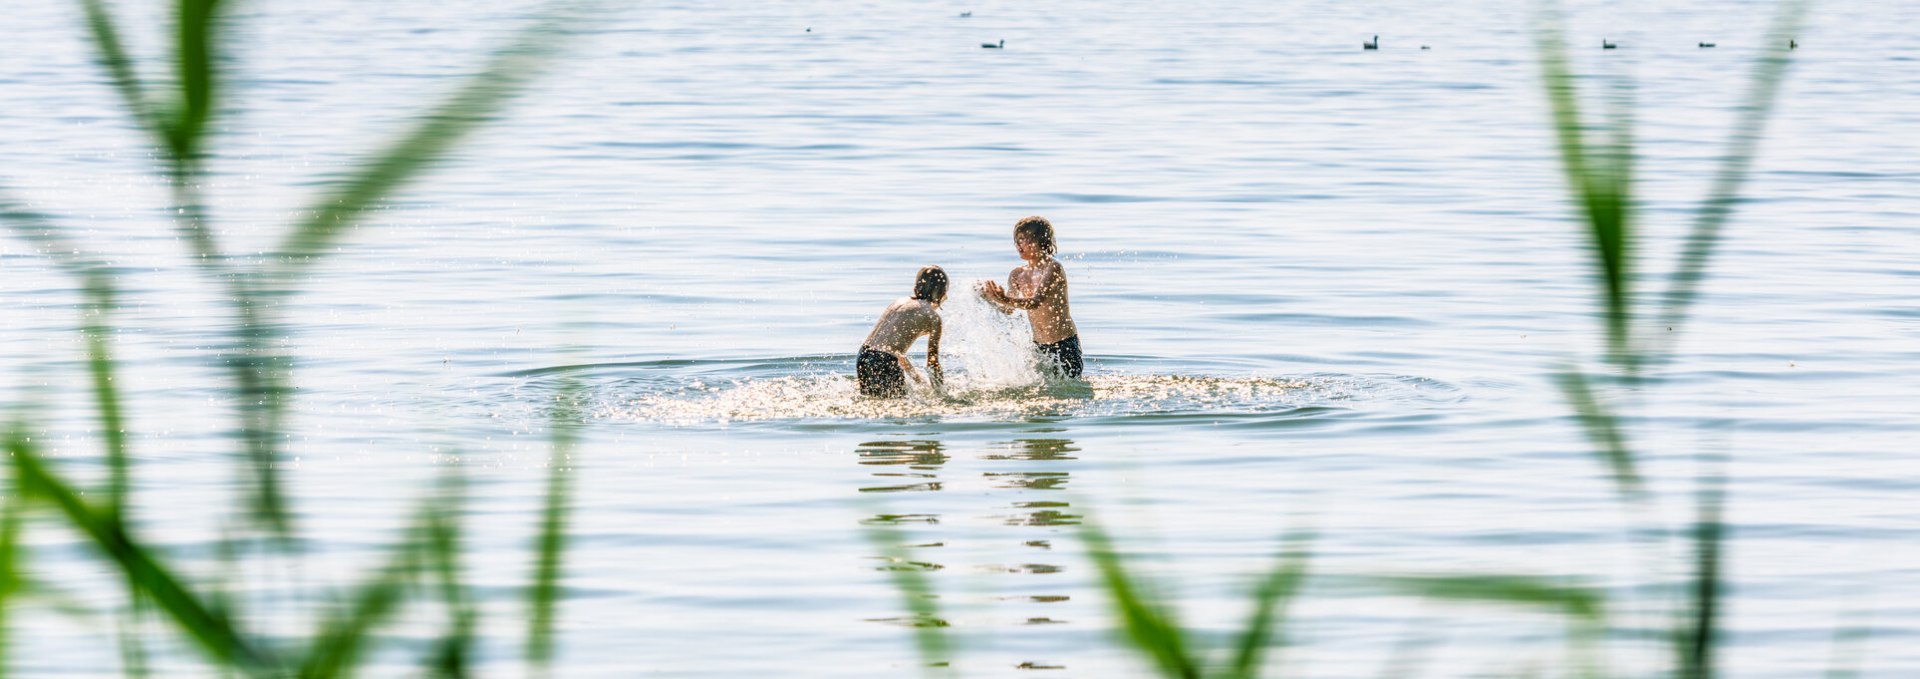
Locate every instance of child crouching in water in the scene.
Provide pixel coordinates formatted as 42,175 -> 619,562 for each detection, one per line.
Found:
857,265 -> 948,398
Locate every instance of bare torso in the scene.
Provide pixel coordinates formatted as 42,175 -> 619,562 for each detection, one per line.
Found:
1007,258 -> 1077,344
862,298 -> 942,354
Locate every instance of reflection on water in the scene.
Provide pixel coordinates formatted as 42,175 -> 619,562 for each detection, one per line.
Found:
858,437 -> 1083,670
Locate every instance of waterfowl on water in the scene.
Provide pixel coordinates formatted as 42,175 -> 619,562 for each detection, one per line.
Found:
1790,39 -> 1798,49
1602,39 -> 1617,49
1699,42 -> 1716,48
982,39 -> 1003,49
959,11 -> 971,17
1420,45 -> 1430,50
1363,35 -> 1379,50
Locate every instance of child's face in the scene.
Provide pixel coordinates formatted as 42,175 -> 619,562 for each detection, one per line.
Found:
1015,233 -> 1041,260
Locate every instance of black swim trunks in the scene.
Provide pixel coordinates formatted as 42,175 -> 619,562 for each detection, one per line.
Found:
1034,335 -> 1084,378
857,347 -> 908,397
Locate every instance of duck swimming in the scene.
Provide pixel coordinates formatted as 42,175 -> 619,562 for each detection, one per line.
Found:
982,39 -> 1003,49
1363,35 -> 1379,50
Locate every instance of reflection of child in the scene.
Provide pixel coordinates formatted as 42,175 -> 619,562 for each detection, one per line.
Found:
981,216 -> 1083,378
857,266 -> 948,397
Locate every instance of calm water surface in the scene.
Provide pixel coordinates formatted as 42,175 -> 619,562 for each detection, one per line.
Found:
2,0 -> 1917,676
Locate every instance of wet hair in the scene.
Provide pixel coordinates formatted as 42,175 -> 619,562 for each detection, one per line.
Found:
1014,216 -> 1057,256
912,265 -> 949,301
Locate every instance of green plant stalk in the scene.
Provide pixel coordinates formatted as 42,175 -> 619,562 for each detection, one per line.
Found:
7,429 -> 278,675
1677,475 -> 1727,679
1534,2 -> 1637,367
1651,0 -> 1811,359
1383,574 -> 1606,677
863,526 -> 954,677
295,507 -> 440,678
528,380 -> 583,673
423,492 -> 479,678
168,0 -> 227,160
1078,519 -> 1198,679
0,488 -> 22,679
1222,532 -> 1312,679
1554,369 -> 1644,503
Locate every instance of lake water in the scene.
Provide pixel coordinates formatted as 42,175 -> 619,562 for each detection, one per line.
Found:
3,0 -> 1917,676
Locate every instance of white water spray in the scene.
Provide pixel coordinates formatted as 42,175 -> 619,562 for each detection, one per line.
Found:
937,278 -> 1043,389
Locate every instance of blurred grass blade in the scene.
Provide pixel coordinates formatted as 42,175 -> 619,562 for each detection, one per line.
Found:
1534,3 -> 1636,366
1385,573 -> 1605,675
1823,613 -> 1872,679
297,505 -> 446,678
0,485 -> 21,672
527,378 -> 582,673
77,0 -> 164,139
1677,472 -> 1727,679
1384,574 -> 1602,622
1655,0 -> 1811,349
166,0 -> 227,159
864,526 -> 954,677
270,6 -> 582,286
0,192 -> 133,517
7,428 -> 277,675
423,473 -> 477,678
1224,531 -> 1313,679
1555,368 -> 1644,503
1079,518 -> 1198,679
82,286 -> 131,521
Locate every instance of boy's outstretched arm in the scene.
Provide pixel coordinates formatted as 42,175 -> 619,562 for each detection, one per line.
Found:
979,281 -> 1016,313
984,277 -> 1050,310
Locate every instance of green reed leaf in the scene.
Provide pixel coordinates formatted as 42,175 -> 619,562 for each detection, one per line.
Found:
270,7 -> 581,287
864,526 -> 955,677
0,193 -> 132,519
1384,574 -> 1602,622
7,429 -> 278,675
77,0 -> 165,141
1677,472 -> 1727,679
166,0 -> 227,159
1535,2 -> 1637,366
423,472 -> 478,678
1079,519 -> 1198,679
1555,368 -> 1644,503
1222,531 -> 1312,679
0,486 -> 22,674
527,378 -> 582,673
296,510 -> 438,678
1654,0 -> 1811,353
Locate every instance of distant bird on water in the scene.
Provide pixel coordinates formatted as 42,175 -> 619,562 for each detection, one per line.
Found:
1602,39 -> 1617,49
1699,41 -> 1716,48
982,39 -> 1003,49
1363,35 -> 1379,50
1790,39 -> 1798,49
1420,45 -> 1430,50
959,11 -> 971,17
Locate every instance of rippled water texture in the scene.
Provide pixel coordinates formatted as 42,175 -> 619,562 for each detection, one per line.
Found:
2,0 -> 1918,676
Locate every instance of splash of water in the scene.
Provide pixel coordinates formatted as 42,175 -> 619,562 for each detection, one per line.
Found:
937,278 -> 1042,390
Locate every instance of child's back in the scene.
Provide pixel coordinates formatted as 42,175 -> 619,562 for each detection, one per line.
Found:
857,266 -> 948,397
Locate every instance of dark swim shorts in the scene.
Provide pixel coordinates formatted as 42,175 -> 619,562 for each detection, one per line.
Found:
857,347 -> 908,398
1034,335 -> 1084,378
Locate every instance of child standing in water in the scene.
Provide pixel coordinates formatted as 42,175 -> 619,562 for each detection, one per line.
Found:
983,216 -> 1083,378
857,266 -> 948,398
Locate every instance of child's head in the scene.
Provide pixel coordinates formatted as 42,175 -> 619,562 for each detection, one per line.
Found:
912,265 -> 949,303
1013,216 -> 1056,260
